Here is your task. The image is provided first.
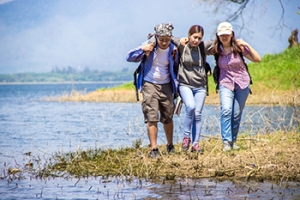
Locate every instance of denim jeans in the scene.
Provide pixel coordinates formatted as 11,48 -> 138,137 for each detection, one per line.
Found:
179,85 -> 206,146
219,84 -> 250,144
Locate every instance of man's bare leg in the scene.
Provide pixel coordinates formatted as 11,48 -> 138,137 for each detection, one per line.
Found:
164,121 -> 174,145
147,122 -> 158,149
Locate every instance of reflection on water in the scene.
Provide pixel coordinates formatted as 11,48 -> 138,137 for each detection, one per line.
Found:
0,83 -> 299,199
148,178 -> 300,199
1,175 -> 157,199
2,176 -> 300,199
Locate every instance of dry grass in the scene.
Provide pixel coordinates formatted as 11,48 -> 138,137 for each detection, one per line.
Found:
54,89 -> 139,103
46,130 -> 300,183
52,87 -> 299,106
207,89 -> 299,105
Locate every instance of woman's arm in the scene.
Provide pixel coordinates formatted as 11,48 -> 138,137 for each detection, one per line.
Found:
171,36 -> 181,47
236,39 -> 261,62
148,35 -> 183,47
204,40 -> 215,56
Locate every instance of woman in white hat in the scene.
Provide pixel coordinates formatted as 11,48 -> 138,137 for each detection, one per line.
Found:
213,22 -> 261,152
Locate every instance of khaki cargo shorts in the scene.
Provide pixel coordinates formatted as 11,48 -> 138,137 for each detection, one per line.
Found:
142,81 -> 175,124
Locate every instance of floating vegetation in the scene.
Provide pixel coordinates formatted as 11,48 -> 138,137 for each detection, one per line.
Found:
31,129 -> 300,183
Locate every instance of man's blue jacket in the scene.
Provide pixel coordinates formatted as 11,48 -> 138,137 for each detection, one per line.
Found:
126,41 -> 178,95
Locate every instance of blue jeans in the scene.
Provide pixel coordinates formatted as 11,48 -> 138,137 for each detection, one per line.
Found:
219,84 -> 250,144
179,85 -> 206,146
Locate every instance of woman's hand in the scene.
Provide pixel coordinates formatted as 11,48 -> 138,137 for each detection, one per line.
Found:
236,39 -> 261,62
236,39 -> 248,52
236,39 -> 248,46
180,37 -> 188,46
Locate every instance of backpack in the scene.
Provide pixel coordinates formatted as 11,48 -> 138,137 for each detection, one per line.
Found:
133,60 -> 143,101
213,51 -> 252,94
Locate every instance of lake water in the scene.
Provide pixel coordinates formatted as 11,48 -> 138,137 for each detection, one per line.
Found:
0,83 -> 299,199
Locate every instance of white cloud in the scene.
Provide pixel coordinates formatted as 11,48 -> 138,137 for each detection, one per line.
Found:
0,0 -> 13,5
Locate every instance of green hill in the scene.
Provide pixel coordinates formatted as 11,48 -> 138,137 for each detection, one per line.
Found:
249,46 -> 300,90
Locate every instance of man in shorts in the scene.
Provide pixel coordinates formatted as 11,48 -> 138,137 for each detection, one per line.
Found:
126,23 -> 178,158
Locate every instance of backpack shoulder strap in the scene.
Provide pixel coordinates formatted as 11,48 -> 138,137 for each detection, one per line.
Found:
238,51 -> 248,71
199,41 -> 206,63
177,44 -> 184,55
238,51 -> 253,85
214,53 -> 219,64
199,41 -> 212,96
213,53 -> 220,93
238,51 -> 253,94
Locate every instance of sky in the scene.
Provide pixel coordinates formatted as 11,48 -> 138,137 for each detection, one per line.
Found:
0,0 -> 299,74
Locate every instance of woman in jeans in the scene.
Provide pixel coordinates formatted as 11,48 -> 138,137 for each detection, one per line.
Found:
213,22 -> 261,151
172,25 -> 213,153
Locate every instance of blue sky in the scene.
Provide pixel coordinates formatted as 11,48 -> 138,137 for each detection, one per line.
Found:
0,0 -> 299,73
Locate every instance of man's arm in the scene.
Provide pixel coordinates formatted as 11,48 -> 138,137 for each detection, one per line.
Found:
147,34 -> 181,47
126,42 -> 154,62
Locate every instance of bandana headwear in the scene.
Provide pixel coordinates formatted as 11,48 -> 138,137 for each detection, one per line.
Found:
154,22 -> 174,37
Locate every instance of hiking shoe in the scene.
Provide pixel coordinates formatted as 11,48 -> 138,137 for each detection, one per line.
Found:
223,142 -> 231,152
232,142 -> 240,150
191,144 -> 204,154
182,137 -> 191,151
166,143 -> 175,154
149,147 -> 160,158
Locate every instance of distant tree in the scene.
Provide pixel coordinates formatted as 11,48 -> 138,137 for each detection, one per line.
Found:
83,66 -> 91,74
51,66 -> 61,73
121,68 -> 128,73
92,69 -> 99,73
288,28 -> 299,48
66,66 -> 76,74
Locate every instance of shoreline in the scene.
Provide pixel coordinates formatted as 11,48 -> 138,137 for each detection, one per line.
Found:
56,88 -> 300,105
46,130 -> 300,183
0,81 -> 127,85
5,81 -> 297,105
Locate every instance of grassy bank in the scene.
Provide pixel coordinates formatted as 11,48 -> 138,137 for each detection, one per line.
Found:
42,130 -> 299,182
54,46 -> 300,105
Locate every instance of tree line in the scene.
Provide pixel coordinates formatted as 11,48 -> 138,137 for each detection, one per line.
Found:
0,67 -> 133,83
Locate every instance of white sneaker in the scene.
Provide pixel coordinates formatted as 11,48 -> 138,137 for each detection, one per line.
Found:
223,142 -> 231,152
232,142 -> 240,150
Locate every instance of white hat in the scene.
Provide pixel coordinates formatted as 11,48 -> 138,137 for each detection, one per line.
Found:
217,22 -> 233,36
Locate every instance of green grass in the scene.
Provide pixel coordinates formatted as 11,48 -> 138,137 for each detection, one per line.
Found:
96,82 -> 135,91
248,46 -> 300,90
